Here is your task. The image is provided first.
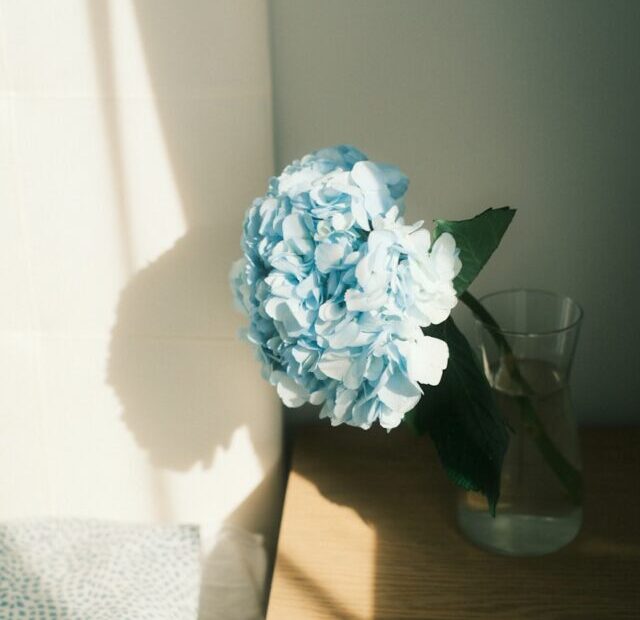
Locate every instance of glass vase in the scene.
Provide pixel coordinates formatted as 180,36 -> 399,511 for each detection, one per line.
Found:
457,289 -> 584,556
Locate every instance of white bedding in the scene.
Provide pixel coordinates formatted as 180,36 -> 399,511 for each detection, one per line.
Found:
0,520 -> 266,620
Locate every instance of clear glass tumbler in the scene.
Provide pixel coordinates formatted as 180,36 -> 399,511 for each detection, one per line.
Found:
457,289 -> 584,556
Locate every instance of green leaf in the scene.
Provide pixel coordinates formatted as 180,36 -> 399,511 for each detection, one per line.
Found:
405,318 -> 509,515
434,207 -> 515,295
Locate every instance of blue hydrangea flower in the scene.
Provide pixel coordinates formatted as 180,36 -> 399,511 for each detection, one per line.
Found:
230,146 -> 461,430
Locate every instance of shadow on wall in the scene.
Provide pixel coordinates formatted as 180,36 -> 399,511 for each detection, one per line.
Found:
108,228 -> 242,471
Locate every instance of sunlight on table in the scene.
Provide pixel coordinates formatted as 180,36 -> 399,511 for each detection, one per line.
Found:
269,471 -> 375,620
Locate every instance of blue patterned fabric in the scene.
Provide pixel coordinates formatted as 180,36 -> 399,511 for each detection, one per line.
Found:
0,520 -> 200,619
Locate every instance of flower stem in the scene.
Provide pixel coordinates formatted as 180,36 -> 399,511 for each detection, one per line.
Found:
460,290 -> 583,505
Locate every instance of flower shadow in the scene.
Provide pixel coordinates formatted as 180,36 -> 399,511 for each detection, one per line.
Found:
107,227 -> 244,471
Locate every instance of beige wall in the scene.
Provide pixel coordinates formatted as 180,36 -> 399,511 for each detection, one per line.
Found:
1,0 -> 281,546
269,0 -> 640,424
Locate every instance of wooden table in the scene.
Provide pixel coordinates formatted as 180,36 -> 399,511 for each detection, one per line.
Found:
267,424 -> 640,619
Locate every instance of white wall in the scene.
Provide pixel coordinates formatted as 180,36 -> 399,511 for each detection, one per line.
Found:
0,0 -> 281,550
269,0 -> 640,424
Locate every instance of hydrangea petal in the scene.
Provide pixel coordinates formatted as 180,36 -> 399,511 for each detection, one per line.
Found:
377,370 -> 422,420
318,352 -> 351,381
333,387 -> 357,421
376,163 -> 409,200
351,397 -> 379,429
326,319 -> 360,349
378,405 -> 405,431
403,334 -> 449,386
345,283 -> 387,312
351,161 -> 387,191
318,300 -> 345,322
315,239 -> 349,273
309,389 -> 327,406
273,372 -> 309,408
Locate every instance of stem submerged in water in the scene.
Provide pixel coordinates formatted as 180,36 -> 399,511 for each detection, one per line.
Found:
460,291 -> 583,505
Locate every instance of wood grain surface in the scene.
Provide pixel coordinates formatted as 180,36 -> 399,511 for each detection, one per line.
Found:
267,424 -> 640,619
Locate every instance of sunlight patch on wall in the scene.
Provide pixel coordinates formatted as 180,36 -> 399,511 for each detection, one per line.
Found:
86,0 -> 186,280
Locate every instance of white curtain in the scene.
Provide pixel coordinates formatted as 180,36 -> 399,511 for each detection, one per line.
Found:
0,0 -> 280,552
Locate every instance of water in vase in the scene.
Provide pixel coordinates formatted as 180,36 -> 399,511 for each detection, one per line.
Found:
457,359 -> 583,556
